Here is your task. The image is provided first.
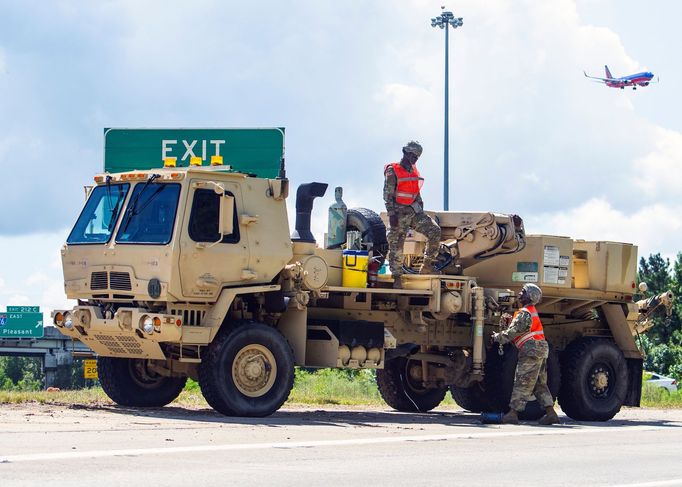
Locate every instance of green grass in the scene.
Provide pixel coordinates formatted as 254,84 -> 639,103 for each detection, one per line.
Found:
641,382 -> 682,408
0,388 -> 111,406
289,368 -> 384,406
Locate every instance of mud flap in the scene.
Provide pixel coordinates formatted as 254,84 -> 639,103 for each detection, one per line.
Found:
624,358 -> 643,407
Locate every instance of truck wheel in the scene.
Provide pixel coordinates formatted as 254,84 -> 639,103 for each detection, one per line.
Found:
98,357 -> 187,407
558,338 -> 628,421
346,208 -> 388,258
376,358 -> 447,412
198,322 -> 294,417
449,348 -> 504,412
496,343 -> 561,420
450,382 -> 496,413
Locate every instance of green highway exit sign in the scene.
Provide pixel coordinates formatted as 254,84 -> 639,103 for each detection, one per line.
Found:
103,128 -> 285,178
0,306 -> 44,338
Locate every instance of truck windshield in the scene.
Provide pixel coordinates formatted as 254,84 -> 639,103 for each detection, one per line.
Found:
115,182 -> 181,244
67,183 -> 130,244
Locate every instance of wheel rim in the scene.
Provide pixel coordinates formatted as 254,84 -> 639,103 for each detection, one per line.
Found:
403,360 -> 430,396
128,360 -> 165,389
587,362 -> 615,399
232,344 -> 277,398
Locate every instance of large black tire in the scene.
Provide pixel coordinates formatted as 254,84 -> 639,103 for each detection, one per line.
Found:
377,358 -> 447,412
346,207 -> 388,258
558,338 -> 628,421
449,347 -> 505,413
450,382 -> 496,413
199,322 -> 295,417
98,357 -> 187,407
495,343 -> 562,420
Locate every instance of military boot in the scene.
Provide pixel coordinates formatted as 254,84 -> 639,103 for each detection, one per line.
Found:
419,261 -> 441,275
501,409 -> 519,424
393,275 -> 403,289
538,406 -> 560,425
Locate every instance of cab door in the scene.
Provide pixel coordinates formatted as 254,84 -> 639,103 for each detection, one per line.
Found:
178,179 -> 249,299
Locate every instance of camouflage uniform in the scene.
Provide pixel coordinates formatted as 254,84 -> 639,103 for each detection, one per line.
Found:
495,309 -> 554,412
384,161 -> 441,276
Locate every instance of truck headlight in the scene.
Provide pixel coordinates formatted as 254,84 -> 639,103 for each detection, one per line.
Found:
63,312 -> 74,330
140,315 -> 154,335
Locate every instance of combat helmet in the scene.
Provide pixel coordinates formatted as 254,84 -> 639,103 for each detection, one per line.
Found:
521,283 -> 542,305
402,141 -> 423,157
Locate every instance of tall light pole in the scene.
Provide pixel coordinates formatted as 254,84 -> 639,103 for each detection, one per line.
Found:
431,7 -> 463,211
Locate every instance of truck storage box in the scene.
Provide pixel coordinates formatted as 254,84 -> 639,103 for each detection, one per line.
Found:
572,241 -> 637,294
466,235 -> 573,290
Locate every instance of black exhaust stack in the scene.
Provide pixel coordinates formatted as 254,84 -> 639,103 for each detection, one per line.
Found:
291,182 -> 328,243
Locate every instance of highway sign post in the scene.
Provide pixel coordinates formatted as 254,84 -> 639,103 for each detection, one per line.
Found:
0,306 -> 44,338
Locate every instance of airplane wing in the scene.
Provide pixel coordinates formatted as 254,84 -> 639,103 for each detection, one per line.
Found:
583,70 -> 613,82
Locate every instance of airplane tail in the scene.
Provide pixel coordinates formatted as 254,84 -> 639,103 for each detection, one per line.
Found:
605,65 -> 613,79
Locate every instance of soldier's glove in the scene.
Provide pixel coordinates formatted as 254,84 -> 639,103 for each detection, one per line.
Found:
499,313 -> 513,327
389,213 -> 399,228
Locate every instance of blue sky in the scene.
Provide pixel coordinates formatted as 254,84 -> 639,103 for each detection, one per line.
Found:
0,0 -> 680,311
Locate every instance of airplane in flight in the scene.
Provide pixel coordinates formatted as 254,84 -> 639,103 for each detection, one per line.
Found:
584,65 -> 657,90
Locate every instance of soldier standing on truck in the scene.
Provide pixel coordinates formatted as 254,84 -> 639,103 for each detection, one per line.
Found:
383,141 -> 441,289
492,283 -> 560,425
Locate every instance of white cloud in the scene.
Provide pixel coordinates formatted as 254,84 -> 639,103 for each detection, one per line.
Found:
528,198 -> 682,262
632,127 -> 682,198
41,281 -> 74,312
24,272 -> 49,286
0,230 -> 69,313
374,83 -> 437,131
6,295 -> 30,306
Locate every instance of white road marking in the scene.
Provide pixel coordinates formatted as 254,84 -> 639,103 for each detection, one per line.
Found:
0,425 -> 667,464
609,481 -> 682,487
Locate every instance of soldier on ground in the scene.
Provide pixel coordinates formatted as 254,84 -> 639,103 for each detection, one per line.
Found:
383,141 -> 441,289
492,283 -> 560,425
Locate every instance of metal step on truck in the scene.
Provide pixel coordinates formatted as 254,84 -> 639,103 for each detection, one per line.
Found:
52,128 -> 673,420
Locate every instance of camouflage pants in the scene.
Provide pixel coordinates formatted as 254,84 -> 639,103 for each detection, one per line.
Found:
509,340 -> 554,412
387,209 -> 441,276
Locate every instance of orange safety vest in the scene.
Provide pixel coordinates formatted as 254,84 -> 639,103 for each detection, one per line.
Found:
385,162 -> 424,205
511,305 -> 545,348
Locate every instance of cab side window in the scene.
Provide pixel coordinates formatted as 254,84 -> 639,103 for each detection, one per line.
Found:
188,189 -> 240,243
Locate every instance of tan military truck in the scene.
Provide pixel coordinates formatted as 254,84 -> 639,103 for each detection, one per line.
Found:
53,129 -> 672,420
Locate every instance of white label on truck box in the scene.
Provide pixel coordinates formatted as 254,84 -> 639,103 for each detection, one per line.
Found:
560,255 -> 570,266
543,266 -> 559,284
512,272 -> 538,283
544,246 -> 560,267
558,267 -> 568,278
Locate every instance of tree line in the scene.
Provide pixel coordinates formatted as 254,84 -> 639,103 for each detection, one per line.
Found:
638,252 -> 682,381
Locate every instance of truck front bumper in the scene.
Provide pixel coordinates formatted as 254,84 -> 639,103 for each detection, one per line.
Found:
51,306 -> 182,359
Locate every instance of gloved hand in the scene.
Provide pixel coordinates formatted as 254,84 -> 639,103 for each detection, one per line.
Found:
491,332 -> 501,343
499,313 -> 513,327
389,213 -> 399,228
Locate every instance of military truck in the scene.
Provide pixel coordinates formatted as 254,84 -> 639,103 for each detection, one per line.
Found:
53,128 -> 672,420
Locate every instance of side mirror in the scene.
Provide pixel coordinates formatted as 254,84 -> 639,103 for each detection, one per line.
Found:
219,193 -> 234,236
193,180 -> 236,249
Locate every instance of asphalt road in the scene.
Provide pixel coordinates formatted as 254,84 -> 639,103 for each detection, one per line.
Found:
1,404 -> 682,486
